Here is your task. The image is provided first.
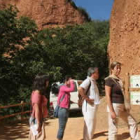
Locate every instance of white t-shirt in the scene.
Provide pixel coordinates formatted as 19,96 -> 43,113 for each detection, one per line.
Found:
80,77 -> 100,105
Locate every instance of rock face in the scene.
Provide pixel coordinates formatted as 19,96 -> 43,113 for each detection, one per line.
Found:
108,0 -> 140,79
0,0 -> 87,29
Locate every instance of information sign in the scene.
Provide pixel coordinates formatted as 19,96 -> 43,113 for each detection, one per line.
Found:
130,92 -> 140,105
130,75 -> 140,88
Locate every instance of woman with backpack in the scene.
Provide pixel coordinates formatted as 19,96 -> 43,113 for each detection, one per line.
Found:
105,62 -> 139,140
29,74 -> 49,140
57,76 -> 75,140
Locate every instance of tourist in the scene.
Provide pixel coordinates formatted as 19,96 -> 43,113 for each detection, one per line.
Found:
57,76 -> 74,140
29,74 -> 49,140
78,67 -> 100,140
105,61 -> 140,140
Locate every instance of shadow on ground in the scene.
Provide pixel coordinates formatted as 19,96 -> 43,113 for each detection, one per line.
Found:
69,109 -> 83,118
93,131 -> 108,138
0,120 -> 29,140
117,132 -> 130,139
92,131 -> 129,140
0,119 -> 52,140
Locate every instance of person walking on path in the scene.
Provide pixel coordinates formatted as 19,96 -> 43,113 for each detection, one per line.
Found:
78,67 -> 100,140
57,76 -> 75,140
29,74 -> 49,140
105,61 -> 140,140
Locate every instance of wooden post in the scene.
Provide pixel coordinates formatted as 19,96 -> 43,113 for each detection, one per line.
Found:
21,101 -> 24,120
125,73 -> 130,104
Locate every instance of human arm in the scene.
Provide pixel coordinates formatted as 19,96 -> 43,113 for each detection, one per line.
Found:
34,103 -> 42,132
78,79 -> 94,105
78,86 -> 94,105
62,80 -> 75,92
42,98 -> 49,118
32,91 -> 42,132
105,85 -> 116,119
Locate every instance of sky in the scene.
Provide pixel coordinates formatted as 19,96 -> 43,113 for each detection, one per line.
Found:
74,0 -> 114,20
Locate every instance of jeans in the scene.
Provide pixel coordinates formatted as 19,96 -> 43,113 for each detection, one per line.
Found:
57,107 -> 69,139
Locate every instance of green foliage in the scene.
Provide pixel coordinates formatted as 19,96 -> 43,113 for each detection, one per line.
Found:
0,6 -> 109,108
0,6 -> 37,105
0,6 -> 37,58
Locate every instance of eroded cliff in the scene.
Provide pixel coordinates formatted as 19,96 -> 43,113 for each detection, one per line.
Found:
0,0 -> 87,29
108,0 -> 140,78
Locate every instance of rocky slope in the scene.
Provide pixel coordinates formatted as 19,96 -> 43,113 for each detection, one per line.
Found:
108,0 -> 140,78
0,0 -> 87,29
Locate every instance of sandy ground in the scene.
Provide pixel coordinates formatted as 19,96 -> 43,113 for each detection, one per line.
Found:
0,97 -> 140,140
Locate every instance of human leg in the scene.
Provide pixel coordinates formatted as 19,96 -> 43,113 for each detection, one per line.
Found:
120,110 -> 139,140
108,112 -> 118,140
83,104 -> 97,140
108,103 -> 125,140
57,108 -> 69,140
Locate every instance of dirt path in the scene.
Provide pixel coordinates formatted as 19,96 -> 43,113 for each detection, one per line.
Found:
0,117 -> 140,140
45,117 -> 140,140
0,97 -> 140,140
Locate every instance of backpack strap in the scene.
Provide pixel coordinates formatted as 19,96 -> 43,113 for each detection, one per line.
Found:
85,80 -> 91,95
111,77 -> 123,91
58,93 -> 65,106
85,80 -> 91,111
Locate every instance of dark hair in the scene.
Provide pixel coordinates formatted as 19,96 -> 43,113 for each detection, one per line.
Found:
64,75 -> 72,82
110,61 -> 121,70
87,67 -> 98,76
32,74 -> 49,95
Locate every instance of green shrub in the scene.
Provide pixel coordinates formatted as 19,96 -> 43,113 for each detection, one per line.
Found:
0,7 -> 109,106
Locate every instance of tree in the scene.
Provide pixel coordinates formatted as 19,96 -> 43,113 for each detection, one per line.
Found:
0,6 -> 37,105
35,21 -> 109,81
0,6 -> 109,106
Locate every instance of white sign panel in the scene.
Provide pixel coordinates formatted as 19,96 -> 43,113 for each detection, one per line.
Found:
130,75 -> 140,88
130,92 -> 140,105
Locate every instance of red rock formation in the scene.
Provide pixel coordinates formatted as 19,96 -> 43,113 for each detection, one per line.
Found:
0,0 -> 87,29
108,0 -> 140,78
